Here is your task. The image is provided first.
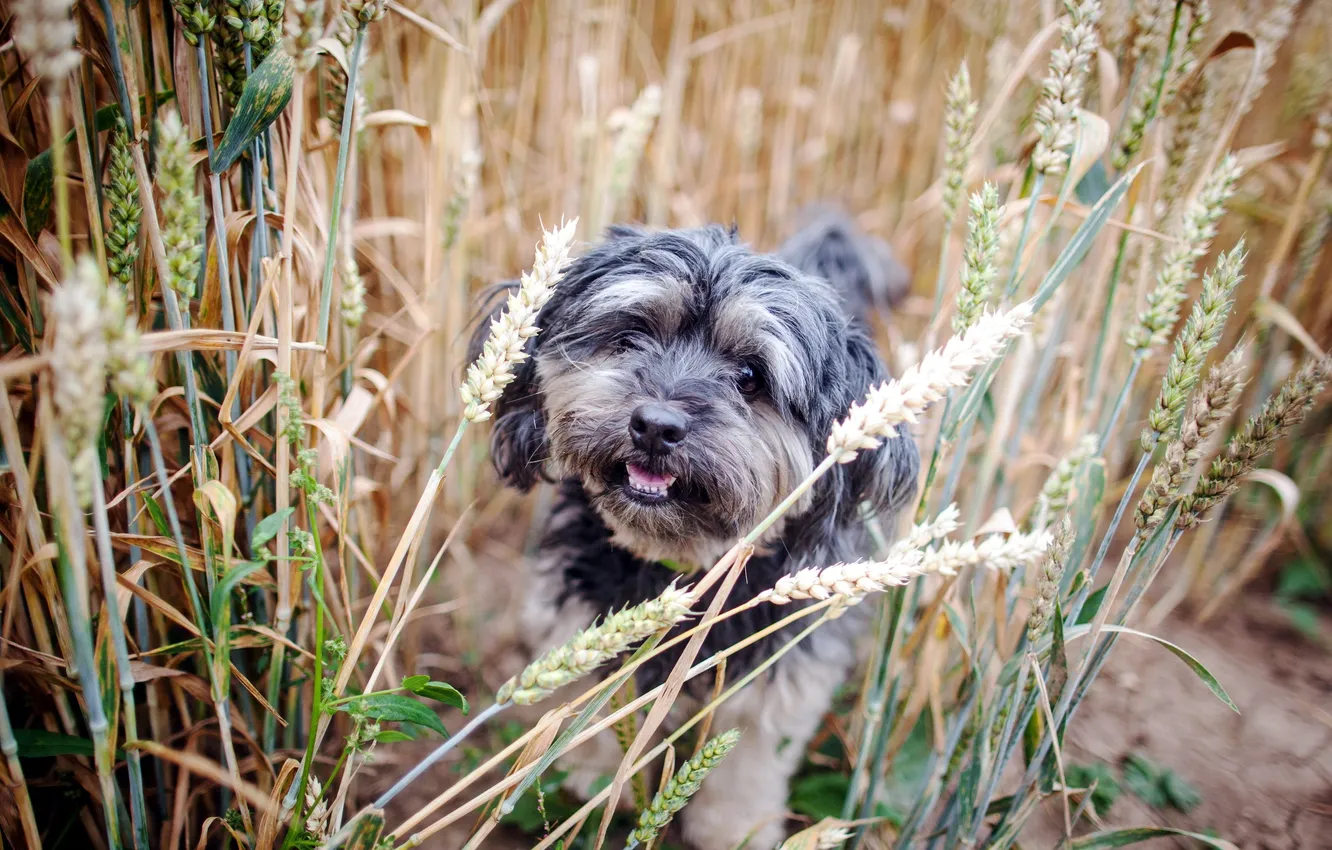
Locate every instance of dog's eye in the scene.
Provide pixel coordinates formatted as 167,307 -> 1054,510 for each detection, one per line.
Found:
737,364 -> 762,397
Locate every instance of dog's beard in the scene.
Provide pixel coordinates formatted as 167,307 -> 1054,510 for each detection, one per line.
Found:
539,356 -> 814,565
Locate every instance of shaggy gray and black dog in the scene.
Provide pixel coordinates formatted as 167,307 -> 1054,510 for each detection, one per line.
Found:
477,214 -> 918,849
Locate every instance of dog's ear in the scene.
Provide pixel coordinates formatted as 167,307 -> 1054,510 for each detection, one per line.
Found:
467,282 -> 563,491
798,325 -> 919,550
604,224 -> 648,242
840,328 -> 920,520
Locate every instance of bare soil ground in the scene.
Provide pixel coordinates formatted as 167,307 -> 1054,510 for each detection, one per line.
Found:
1022,596 -> 1332,849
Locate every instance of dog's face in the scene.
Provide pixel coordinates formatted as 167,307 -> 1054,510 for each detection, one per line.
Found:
483,226 -> 917,564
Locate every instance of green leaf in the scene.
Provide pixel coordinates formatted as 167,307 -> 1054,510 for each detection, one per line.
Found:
1276,600 -> 1323,641
209,560 -> 268,633
15,728 -> 96,757
1031,163 -> 1145,312
1064,624 -> 1238,713
414,681 -> 467,714
212,50 -> 295,173
1276,558 -> 1331,600
374,730 -> 415,744
1075,586 -> 1106,626
789,771 -> 850,821
401,675 -> 430,692
1063,458 -> 1106,597
1069,827 -> 1237,850
143,493 -> 171,537
1162,769 -> 1202,813
22,91 -> 176,234
22,149 -> 52,237
342,693 -> 447,738
1122,753 -> 1169,808
1065,762 -> 1121,815
250,507 -> 295,554
1074,160 -> 1112,206
1048,600 -> 1068,708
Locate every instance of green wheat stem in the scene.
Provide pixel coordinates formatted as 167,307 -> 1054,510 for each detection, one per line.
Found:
1067,447 -> 1153,627
90,473 -> 151,850
996,529 -> 1171,837
49,92 -> 74,269
995,305 -> 1072,508
194,39 -> 259,550
97,5 -> 213,601
284,494 -> 330,850
144,418 -> 213,664
1002,170 -> 1044,300
938,410 -> 979,512
1113,1 -> 1185,173
914,393 -> 954,523
48,438 -> 120,848
1099,353 -> 1144,449
932,220 -> 954,319
893,691 -> 980,845
1083,229 -> 1132,414
299,418 -> 470,801
316,26 -> 366,348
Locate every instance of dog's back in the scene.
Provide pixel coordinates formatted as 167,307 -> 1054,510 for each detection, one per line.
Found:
776,207 -> 910,323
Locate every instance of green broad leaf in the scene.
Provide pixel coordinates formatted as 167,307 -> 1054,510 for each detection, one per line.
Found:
212,50 -> 294,173
249,507 -> 295,554
1065,761 -> 1121,815
374,729 -> 415,744
1075,586 -> 1106,626
22,148 -> 52,237
414,681 -> 467,714
1276,557 -> 1331,600
22,91 -> 176,234
209,560 -> 269,633
401,674 -> 430,691
1276,599 -> 1323,642
1162,769 -> 1202,813
789,771 -> 850,821
1069,826 -> 1237,850
343,693 -> 447,738
15,728 -> 97,757
1122,753 -> 1168,808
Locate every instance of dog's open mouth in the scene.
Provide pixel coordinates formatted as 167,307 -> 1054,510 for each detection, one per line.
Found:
606,462 -> 709,505
623,462 -> 675,502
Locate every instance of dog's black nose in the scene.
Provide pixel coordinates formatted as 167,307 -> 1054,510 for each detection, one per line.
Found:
629,403 -> 690,453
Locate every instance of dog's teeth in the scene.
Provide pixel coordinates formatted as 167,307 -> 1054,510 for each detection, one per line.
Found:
626,464 -> 676,497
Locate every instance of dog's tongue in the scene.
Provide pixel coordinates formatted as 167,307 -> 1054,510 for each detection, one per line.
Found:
627,463 -> 676,490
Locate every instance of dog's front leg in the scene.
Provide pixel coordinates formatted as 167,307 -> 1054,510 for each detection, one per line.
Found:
680,646 -> 848,850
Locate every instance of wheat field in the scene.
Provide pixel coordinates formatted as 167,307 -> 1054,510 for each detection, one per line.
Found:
0,0 -> 1329,847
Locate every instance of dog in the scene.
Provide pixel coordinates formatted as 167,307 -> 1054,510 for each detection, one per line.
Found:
476,213 -> 918,849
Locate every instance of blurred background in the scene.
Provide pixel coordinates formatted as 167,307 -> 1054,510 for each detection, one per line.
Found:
2,0 -> 1332,847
